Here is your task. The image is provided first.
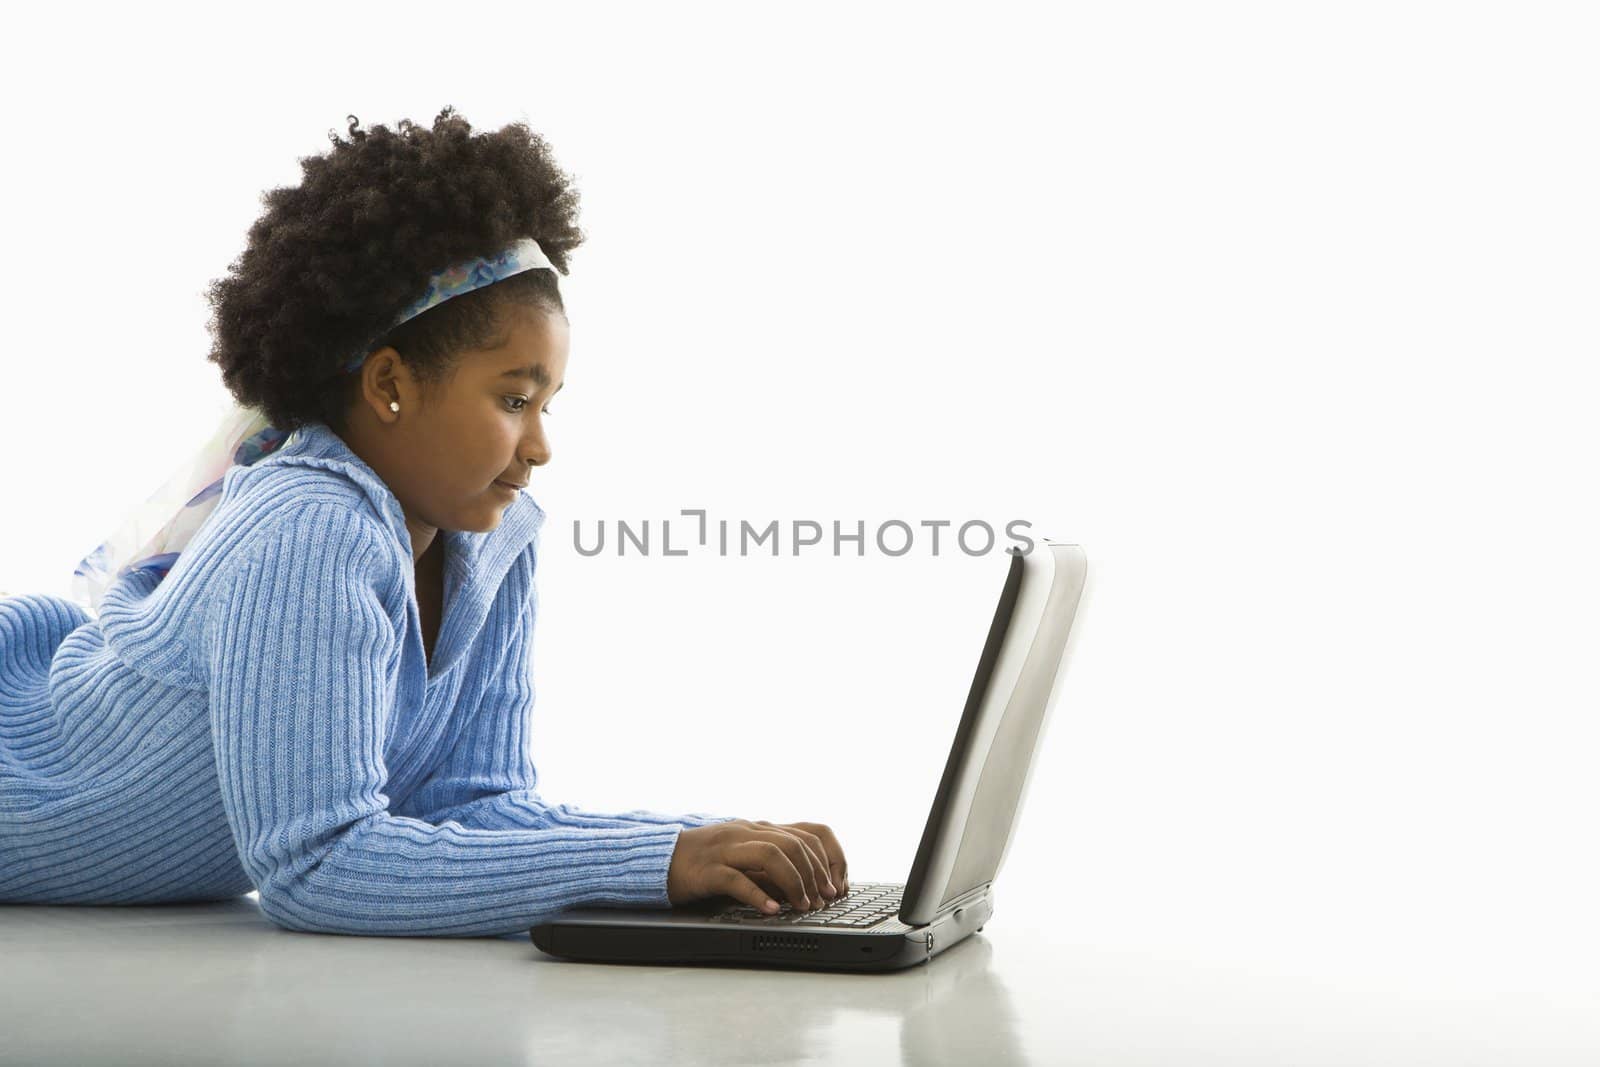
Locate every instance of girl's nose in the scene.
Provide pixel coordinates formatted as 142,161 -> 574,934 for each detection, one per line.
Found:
523,429 -> 552,467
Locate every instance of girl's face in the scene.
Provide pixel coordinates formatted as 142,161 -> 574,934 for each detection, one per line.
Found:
350,304 -> 569,547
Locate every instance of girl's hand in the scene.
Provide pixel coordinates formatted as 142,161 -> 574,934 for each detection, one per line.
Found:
667,818 -> 849,913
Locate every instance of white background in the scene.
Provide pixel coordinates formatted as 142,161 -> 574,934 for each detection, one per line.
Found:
1,2 -> 1596,1060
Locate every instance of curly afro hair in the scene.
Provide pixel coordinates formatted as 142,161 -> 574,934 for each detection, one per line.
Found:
204,105 -> 584,434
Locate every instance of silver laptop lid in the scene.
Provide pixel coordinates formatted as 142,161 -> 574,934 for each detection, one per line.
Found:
898,541 -> 1089,927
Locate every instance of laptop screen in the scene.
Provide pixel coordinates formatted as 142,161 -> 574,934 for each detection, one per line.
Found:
898,542 -> 1089,926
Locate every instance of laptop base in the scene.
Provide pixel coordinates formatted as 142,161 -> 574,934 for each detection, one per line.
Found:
530,890 -> 993,973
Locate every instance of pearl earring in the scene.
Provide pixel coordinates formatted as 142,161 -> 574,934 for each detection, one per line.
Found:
389,401 -> 399,413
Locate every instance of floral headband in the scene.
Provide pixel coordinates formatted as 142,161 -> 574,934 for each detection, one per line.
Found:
339,236 -> 558,373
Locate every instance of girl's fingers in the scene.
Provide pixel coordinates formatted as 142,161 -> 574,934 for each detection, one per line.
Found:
748,873 -> 785,903
773,822 -> 839,895
751,821 -> 825,906
717,866 -> 781,914
722,840 -> 809,909
783,821 -> 849,894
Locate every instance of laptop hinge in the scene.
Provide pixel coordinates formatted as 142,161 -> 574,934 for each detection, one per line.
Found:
940,882 -> 991,913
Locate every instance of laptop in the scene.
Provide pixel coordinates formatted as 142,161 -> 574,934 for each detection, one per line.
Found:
530,540 -> 1089,972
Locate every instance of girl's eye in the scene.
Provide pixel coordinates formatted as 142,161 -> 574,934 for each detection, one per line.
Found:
503,396 -> 554,416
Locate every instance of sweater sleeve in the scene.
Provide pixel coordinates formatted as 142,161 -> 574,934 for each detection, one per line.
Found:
201,501 -> 686,937
411,579 -> 737,835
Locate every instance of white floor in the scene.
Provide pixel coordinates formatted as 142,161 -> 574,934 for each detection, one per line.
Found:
3,890 -> 1596,1066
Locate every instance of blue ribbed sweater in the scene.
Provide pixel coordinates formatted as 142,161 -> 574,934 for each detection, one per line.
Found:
0,421 -> 732,936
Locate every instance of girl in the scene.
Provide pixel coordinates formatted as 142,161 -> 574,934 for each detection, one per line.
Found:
0,107 -> 846,936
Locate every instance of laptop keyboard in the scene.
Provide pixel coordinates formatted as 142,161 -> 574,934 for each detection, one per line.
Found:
708,881 -> 904,928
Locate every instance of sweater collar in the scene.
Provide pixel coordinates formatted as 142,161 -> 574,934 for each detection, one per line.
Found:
269,420 -> 547,563
260,421 -> 546,678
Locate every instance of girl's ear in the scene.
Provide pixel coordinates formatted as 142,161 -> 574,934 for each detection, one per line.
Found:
357,347 -> 410,422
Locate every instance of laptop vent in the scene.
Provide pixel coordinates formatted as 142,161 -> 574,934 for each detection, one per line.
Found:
752,934 -> 820,953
